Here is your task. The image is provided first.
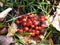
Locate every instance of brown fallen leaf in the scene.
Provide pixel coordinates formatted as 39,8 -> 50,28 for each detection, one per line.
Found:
0,27 -> 7,35
0,35 -> 14,45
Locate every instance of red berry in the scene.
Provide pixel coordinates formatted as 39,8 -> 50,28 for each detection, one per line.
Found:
35,31 -> 40,35
36,26 -> 39,30
29,14 -> 34,17
41,18 -> 45,21
27,19 -> 31,21
28,20 -> 32,26
27,23 -> 30,26
34,21 -> 39,26
23,18 -> 27,22
23,22 -> 27,26
24,27 -> 29,31
17,28 -> 23,33
40,16 -> 45,18
38,26 -> 42,30
23,30 -> 26,33
29,29 -> 32,32
34,17 -> 38,20
40,16 -> 45,21
31,33 -> 35,36
16,20 -> 20,24
31,25 -> 35,28
44,17 -> 47,20
41,24 -> 45,28
33,20 -> 36,23
32,30 -> 35,33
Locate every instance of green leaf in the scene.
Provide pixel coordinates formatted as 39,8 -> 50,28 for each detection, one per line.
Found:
0,23 -> 4,27
39,43 -> 49,45
14,33 -> 26,45
47,18 -> 50,23
0,43 -> 2,45
32,42 -> 36,45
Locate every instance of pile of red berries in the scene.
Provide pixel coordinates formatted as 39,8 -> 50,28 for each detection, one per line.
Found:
15,13 -> 47,36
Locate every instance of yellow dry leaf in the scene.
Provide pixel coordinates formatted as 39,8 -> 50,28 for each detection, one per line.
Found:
7,22 -> 17,36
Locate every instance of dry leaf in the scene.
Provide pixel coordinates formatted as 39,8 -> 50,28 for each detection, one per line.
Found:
0,2 -> 3,7
0,28 -> 7,34
7,22 -> 17,36
0,8 -> 12,21
50,3 -> 60,31
0,35 -> 14,45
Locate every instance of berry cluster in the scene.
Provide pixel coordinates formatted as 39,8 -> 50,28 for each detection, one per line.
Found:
15,13 -> 47,36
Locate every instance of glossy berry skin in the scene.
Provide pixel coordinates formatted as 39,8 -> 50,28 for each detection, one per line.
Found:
16,20 -> 20,24
24,27 -> 29,31
23,22 -> 27,26
41,18 -> 45,21
31,33 -> 35,36
23,18 -> 27,22
28,29 -> 32,32
15,13 -> 47,36
36,26 -> 39,30
31,25 -> 35,28
35,31 -> 40,35
41,24 -> 45,28
44,17 -> 47,20
38,26 -> 42,30
34,21 -> 39,26
32,30 -> 35,33
27,19 -> 32,26
17,28 -> 23,33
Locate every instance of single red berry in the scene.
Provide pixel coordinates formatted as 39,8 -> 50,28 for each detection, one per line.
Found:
41,18 -> 45,21
17,28 -> 23,33
16,20 -> 20,24
29,29 -> 32,32
24,27 -> 29,31
32,30 -> 35,33
38,26 -> 42,30
27,23 -> 30,26
36,26 -> 39,30
34,17 -> 38,20
31,33 -> 35,36
23,18 -> 27,22
28,20 -> 32,26
33,20 -> 36,23
29,14 -> 34,17
23,22 -> 27,26
44,17 -> 47,20
31,25 -> 35,28
41,24 -> 45,28
35,31 -> 40,35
